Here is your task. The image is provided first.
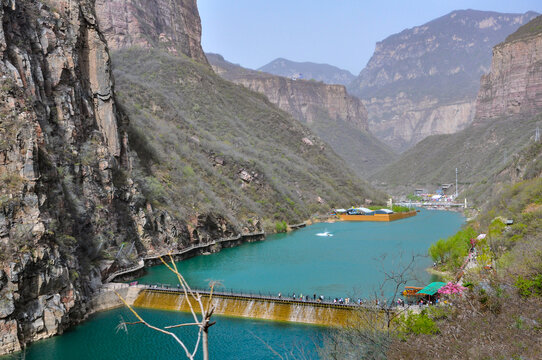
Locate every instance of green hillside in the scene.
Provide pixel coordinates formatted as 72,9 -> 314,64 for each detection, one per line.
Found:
371,113 -> 542,201
207,53 -> 397,176
112,48 -> 385,230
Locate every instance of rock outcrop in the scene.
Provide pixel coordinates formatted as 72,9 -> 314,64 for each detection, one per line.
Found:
366,97 -> 476,150
475,15 -> 542,119
210,54 -> 368,132
208,53 -> 397,175
349,10 -> 538,151
95,0 -> 207,63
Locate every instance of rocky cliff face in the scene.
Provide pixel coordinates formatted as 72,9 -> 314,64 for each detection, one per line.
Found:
365,97 -> 476,150
210,54 -> 368,132
349,10 -> 538,151
475,15 -> 542,119
0,0 -> 127,353
95,0 -> 207,63
239,76 -> 368,131
0,0 -> 234,354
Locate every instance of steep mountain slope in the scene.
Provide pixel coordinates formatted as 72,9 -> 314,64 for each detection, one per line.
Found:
476,15 -> 542,120
371,113 -> 541,197
258,57 -> 355,86
112,48 -> 385,226
349,10 -> 538,151
0,0 -> 385,354
208,53 -> 397,176
372,15 -> 542,202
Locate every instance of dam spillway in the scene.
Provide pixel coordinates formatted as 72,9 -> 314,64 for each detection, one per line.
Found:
133,289 -> 355,327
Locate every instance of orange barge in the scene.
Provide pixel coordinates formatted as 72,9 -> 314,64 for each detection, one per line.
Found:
338,210 -> 417,222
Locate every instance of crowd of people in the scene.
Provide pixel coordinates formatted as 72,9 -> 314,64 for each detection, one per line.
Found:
276,291 -> 442,309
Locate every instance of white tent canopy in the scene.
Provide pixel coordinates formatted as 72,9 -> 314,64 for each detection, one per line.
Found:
378,208 -> 393,214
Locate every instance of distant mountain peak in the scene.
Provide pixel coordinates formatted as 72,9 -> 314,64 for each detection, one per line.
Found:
258,58 -> 355,86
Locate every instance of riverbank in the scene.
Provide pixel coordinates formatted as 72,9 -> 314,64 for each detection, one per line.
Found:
106,231 -> 265,283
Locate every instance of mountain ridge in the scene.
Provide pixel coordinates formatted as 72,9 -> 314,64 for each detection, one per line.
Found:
372,14 -> 542,201
349,9 -> 538,151
258,57 -> 355,86
208,53 -> 397,176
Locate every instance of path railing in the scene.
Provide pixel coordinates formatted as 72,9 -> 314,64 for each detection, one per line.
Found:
104,259 -> 145,283
104,231 -> 264,283
288,222 -> 307,229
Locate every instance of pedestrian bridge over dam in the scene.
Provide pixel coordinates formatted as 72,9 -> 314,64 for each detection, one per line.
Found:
124,285 -> 368,327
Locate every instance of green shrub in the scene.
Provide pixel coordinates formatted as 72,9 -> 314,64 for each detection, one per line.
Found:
392,205 -> 411,213
399,311 -> 440,335
1,173 -> 23,193
406,194 -> 422,201
275,221 -> 288,233
515,275 -> 542,297
488,218 -> 506,238
182,165 -> 195,177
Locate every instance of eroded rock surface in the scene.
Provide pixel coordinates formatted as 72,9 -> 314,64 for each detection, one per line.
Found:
0,0 -> 236,354
348,10 -> 538,151
476,15 -> 542,119
95,0 -> 207,63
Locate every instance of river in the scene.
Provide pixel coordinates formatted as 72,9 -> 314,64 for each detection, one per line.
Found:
3,209 -> 463,359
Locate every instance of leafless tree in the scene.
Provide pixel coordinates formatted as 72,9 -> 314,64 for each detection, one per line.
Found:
318,254 -> 420,360
116,253 -> 216,360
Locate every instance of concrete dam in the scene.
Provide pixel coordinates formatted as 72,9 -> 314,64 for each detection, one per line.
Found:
133,288 -> 356,327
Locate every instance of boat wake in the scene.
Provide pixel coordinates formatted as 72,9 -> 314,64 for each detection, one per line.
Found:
316,231 -> 333,237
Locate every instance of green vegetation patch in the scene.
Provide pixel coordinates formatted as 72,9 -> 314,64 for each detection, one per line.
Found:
111,47 -> 386,230
429,226 -> 477,270
505,15 -> 542,42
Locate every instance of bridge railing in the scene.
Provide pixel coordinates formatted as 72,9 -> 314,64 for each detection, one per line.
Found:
136,283 -> 391,310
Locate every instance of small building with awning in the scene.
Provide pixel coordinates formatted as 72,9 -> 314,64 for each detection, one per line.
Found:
417,282 -> 446,296
403,282 -> 446,304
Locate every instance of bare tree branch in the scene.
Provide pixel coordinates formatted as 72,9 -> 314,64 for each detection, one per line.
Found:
115,253 -> 216,360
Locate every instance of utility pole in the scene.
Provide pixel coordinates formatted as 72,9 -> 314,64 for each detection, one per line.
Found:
455,168 -> 458,199
536,126 -> 540,142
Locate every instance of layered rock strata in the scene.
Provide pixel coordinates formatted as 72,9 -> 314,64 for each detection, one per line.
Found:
365,98 -> 476,150
95,0 -> 207,63
210,54 -> 368,132
349,10 -> 538,151
475,15 -> 542,119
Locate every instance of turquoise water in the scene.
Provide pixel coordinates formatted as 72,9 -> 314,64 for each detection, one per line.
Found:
138,210 -> 464,299
4,209 -> 463,359
4,308 -> 323,360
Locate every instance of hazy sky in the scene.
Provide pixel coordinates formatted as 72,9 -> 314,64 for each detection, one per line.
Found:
198,0 -> 540,75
